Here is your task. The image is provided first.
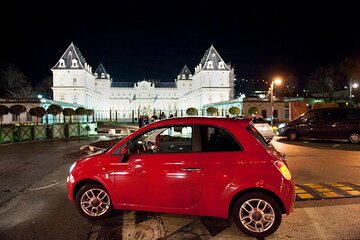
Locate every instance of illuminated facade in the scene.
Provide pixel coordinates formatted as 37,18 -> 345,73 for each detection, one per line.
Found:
51,42 -> 235,119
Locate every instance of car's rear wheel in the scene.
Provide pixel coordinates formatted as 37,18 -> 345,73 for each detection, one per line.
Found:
75,184 -> 112,220
232,192 -> 282,238
286,130 -> 299,141
348,132 -> 360,144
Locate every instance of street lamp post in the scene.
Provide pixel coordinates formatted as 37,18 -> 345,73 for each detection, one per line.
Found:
349,82 -> 359,106
270,78 -> 282,127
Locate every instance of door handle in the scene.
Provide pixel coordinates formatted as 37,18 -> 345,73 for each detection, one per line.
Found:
181,168 -> 201,171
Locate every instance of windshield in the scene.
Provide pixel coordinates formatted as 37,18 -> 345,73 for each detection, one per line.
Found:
246,124 -> 269,148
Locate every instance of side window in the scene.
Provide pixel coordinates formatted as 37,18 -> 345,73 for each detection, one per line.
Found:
200,126 -> 241,152
347,109 -> 360,120
127,126 -> 193,155
306,112 -> 318,123
157,126 -> 192,153
323,110 -> 344,121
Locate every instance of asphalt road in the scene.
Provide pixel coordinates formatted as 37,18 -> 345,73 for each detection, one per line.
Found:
0,137 -> 359,240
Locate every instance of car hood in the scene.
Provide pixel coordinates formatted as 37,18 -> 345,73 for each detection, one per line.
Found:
76,151 -> 105,168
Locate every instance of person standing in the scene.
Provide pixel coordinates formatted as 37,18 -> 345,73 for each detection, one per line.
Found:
160,112 -> 167,120
138,115 -> 145,128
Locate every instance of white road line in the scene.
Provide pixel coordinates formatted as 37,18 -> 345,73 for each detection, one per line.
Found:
29,181 -> 60,191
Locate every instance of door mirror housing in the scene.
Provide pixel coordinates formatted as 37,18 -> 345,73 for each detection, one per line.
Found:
120,144 -> 129,163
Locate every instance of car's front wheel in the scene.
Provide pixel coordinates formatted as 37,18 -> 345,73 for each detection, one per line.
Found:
348,132 -> 360,144
75,184 -> 112,220
232,192 -> 282,238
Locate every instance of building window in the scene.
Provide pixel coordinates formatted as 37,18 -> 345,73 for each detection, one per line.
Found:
59,59 -> 65,68
71,59 -> 78,68
261,110 -> 267,118
285,109 -> 289,119
73,95 -> 78,104
273,110 -> 278,119
207,61 -> 213,69
73,78 -> 77,85
218,61 -> 225,69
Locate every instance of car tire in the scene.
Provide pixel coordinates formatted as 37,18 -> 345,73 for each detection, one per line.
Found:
348,132 -> 360,144
286,130 -> 299,141
75,184 -> 112,220
232,192 -> 282,238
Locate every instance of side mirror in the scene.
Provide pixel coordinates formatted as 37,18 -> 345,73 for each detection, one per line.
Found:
300,116 -> 307,123
120,144 -> 129,163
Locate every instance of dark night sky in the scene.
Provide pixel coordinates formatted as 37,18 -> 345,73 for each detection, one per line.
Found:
1,0 -> 360,88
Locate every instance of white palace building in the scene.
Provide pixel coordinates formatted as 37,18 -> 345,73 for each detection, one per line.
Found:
51,42 -> 235,120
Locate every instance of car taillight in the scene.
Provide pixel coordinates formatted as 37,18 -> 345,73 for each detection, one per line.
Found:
274,160 -> 292,180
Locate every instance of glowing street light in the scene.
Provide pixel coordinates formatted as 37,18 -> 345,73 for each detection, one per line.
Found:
349,82 -> 358,106
270,78 -> 282,127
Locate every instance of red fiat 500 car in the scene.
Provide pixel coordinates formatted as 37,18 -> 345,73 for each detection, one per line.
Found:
67,117 -> 295,238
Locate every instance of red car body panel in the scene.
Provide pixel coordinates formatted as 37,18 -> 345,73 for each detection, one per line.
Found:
67,117 -> 295,218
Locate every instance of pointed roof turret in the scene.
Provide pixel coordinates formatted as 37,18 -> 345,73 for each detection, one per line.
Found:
94,63 -> 109,78
52,42 -> 91,72
177,65 -> 192,80
197,45 -> 230,72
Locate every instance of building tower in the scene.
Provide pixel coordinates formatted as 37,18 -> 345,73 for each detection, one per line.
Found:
179,45 -> 235,110
51,42 -> 96,107
175,65 -> 192,97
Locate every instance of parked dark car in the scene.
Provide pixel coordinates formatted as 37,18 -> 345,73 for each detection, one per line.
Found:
277,107 -> 360,143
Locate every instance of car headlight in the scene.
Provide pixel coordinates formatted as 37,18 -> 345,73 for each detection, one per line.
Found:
278,123 -> 286,128
69,162 -> 77,173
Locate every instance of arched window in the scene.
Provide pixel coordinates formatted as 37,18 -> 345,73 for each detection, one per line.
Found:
71,59 -> 78,68
218,61 -> 225,69
59,59 -> 65,68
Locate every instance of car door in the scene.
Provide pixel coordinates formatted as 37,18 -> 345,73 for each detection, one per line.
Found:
199,126 -> 243,203
296,110 -> 321,138
320,109 -> 347,138
112,125 -> 203,209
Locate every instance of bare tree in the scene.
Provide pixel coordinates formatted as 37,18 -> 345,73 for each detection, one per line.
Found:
0,63 -> 36,98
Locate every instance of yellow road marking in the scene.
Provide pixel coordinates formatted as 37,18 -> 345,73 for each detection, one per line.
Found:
347,190 -> 360,196
339,186 -> 354,191
315,187 -> 331,193
297,193 -> 314,199
323,192 -> 341,198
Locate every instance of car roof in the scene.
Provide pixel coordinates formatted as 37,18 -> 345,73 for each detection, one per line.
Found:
142,116 -> 251,129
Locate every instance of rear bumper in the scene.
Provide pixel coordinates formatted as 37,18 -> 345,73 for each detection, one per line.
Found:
283,179 -> 296,214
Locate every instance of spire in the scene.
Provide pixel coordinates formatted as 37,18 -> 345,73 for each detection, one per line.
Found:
197,45 -> 230,72
52,42 -> 91,72
94,63 -> 109,78
177,65 -> 192,80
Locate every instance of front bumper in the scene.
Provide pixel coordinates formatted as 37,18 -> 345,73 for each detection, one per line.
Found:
66,174 -> 75,203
